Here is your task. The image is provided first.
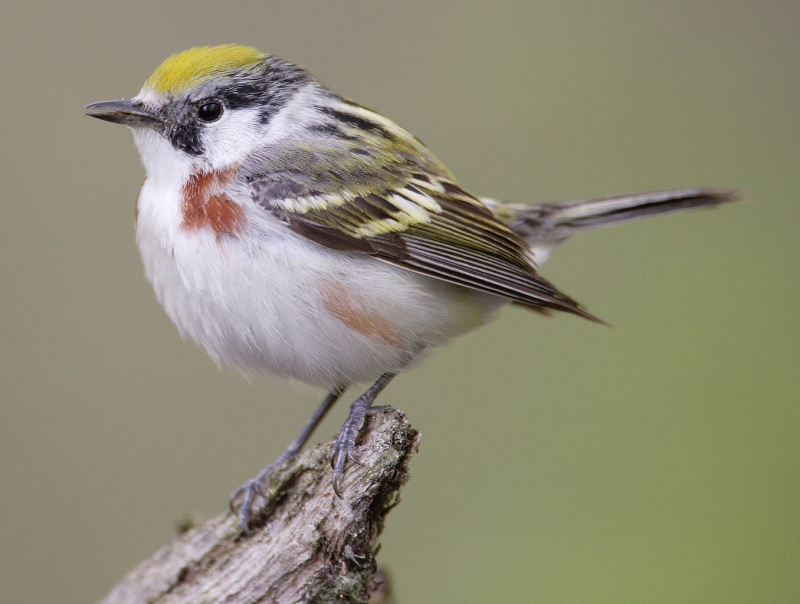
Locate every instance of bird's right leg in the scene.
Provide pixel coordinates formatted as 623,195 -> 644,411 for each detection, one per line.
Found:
230,385 -> 347,533
331,372 -> 397,497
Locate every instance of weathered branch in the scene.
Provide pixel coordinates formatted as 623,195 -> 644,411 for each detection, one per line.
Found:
98,409 -> 418,604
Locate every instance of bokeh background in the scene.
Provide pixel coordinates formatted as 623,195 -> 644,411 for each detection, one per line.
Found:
2,2 -> 798,602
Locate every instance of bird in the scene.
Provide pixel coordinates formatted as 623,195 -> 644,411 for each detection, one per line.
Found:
84,44 -> 737,533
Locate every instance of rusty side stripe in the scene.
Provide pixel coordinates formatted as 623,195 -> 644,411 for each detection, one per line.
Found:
319,281 -> 406,349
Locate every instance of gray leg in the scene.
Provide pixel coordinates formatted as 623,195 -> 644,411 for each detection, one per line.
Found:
231,385 -> 346,533
331,373 -> 397,497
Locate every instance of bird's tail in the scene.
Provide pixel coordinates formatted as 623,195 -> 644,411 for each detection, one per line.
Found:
482,188 -> 739,267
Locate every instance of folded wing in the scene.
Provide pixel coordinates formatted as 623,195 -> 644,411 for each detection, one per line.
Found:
243,99 -> 598,321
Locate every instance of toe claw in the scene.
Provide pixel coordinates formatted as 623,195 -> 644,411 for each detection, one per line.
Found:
229,463 -> 280,534
332,471 -> 345,498
330,438 -> 364,497
239,484 -> 256,534
229,479 -> 258,534
229,485 -> 245,514
347,449 -> 363,466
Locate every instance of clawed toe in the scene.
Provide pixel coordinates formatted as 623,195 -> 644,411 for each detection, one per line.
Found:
331,439 -> 364,498
328,375 -> 396,498
229,464 -> 278,534
228,378 -> 396,531
365,405 -> 391,416
230,479 -> 260,534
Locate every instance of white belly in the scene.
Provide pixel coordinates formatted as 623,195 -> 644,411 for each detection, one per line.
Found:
135,180 -> 499,388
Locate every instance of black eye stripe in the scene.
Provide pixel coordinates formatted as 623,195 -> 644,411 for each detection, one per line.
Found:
164,59 -> 310,155
197,101 -> 223,122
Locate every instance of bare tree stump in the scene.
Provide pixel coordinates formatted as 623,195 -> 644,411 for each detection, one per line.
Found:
98,408 -> 418,604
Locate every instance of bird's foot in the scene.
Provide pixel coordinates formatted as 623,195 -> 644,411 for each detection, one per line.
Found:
331,374 -> 397,496
229,458 -> 286,534
331,395 -> 374,497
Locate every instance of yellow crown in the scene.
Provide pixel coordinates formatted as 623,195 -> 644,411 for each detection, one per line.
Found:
144,45 -> 267,95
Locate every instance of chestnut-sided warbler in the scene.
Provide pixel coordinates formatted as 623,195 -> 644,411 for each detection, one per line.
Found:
85,45 -> 736,533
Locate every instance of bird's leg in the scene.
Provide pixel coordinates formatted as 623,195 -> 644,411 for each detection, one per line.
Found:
231,385 -> 346,533
331,372 -> 397,497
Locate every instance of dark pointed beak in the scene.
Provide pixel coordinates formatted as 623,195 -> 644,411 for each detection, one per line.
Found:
84,99 -> 162,128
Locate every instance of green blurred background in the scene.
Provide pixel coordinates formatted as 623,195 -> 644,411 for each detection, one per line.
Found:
1,2 -> 797,602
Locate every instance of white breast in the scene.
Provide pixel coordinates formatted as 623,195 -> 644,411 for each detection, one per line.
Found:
135,177 -> 499,389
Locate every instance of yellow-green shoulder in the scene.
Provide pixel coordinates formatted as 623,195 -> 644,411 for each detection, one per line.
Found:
144,44 -> 267,95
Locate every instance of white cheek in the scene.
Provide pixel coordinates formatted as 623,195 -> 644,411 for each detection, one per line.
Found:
203,107 -> 266,169
258,83 -> 328,146
202,83 -> 330,161
131,128 -> 195,183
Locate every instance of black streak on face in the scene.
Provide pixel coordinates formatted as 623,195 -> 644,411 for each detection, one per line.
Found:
218,60 -> 309,126
170,122 -> 204,156
164,59 -> 310,156
161,97 -> 206,156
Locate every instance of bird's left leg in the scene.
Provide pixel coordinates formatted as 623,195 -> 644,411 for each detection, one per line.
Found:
331,372 -> 397,496
231,385 -> 347,533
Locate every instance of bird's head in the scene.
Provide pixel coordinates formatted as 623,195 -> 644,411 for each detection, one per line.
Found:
85,45 -> 315,179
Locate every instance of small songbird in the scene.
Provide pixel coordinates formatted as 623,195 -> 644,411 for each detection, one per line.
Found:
85,44 -> 737,533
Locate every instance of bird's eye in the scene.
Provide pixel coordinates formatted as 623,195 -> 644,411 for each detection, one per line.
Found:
197,101 -> 223,122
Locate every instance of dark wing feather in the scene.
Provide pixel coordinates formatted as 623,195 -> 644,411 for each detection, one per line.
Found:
244,99 -> 598,321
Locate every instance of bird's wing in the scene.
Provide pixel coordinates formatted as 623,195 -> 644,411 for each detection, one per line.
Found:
242,103 -> 597,321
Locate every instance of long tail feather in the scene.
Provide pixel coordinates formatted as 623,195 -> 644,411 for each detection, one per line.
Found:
483,188 -> 739,266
